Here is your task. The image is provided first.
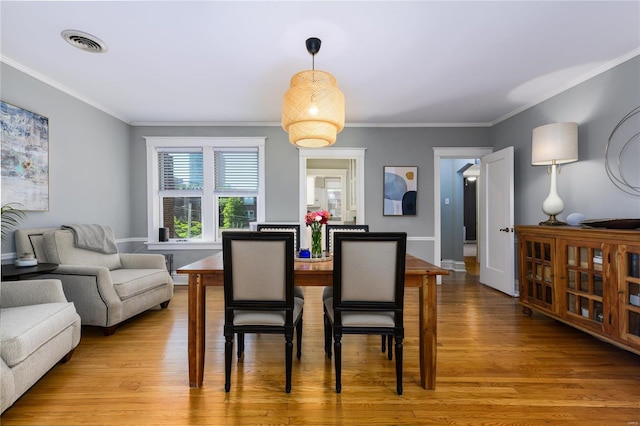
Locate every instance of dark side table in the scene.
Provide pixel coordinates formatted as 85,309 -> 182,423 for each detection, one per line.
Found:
1,263 -> 58,281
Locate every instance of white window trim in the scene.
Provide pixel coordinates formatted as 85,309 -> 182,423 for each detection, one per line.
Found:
145,137 -> 266,250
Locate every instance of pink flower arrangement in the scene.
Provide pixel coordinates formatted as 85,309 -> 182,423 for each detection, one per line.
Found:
305,210 -> 330,231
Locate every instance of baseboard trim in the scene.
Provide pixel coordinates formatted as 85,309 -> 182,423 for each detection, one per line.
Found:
441,259 -> 466,272
171,274 -> 188,285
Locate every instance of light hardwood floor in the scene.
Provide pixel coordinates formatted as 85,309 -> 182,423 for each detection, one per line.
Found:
2,272 -> 639,425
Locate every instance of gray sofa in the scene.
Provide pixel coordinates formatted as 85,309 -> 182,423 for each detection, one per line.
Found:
1,279 -> 81,414
15,227 -> 174,335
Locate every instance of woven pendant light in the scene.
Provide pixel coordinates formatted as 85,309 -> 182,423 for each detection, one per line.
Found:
282,38 -> 345,148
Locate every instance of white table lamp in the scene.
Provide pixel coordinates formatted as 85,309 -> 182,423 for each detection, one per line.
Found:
531,122 -> 578,226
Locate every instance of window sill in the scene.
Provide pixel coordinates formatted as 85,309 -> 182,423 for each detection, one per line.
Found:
146,241 -> 222,251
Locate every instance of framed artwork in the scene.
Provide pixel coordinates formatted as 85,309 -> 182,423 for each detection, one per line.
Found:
1,101 -> 49,211
383,166 -> 417,216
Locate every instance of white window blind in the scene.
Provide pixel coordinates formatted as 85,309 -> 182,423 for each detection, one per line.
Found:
214,149 -> 258,192
146,137 -> 266,248
158,151 -> 204,191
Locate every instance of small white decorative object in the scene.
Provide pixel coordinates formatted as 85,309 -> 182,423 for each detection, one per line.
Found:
15,258 -> 37,267
566,213 -> 585,226
15,253 -> 37,267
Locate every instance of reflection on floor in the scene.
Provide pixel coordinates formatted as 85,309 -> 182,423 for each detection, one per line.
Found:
464,256 -> 479,275
463,242 -> 477,257
464,242 -> 479,275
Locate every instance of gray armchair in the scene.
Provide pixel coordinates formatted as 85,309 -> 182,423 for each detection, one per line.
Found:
1,279 -> 81,413
15,227 -> 174,335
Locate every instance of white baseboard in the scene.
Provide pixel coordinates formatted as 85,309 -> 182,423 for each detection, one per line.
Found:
171,273 -> 188,285
440,259 -> 466,272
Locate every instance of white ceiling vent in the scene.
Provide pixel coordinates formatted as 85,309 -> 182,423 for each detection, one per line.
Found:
61,30 -> 108,53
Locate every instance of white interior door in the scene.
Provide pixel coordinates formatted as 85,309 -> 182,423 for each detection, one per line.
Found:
479,146 -> 516,296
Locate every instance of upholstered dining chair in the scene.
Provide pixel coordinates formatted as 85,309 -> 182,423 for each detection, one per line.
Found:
256,224 -> 301,253
222,231 -> 304,393
323,232 -> 407,395
325,224 -> 369,254
256,223 -> 304,300
322,224 -> 394,357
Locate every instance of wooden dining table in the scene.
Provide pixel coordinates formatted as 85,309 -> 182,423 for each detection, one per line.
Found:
177,252 -> 449,390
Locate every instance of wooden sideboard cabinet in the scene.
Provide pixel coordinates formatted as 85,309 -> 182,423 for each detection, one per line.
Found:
516,225 -> 640,355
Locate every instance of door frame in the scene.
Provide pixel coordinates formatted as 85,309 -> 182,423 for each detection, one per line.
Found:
433,147 -> 493,282
299,148 -> 366,247
306,168 -> 347,224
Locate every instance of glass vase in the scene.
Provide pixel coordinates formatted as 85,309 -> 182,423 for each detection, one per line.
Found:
311,229 -> 323,258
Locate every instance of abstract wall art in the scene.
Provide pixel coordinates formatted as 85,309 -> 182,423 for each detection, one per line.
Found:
1,101 -> 49,211
383,166 -> 417,216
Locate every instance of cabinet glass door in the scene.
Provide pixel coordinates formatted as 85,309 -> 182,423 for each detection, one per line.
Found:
620,245 -> 640,345
521,237 -> 555,312
562,241 -> 606,330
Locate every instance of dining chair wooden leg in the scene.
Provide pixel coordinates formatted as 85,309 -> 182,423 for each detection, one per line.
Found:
296,316 -> 303,360
285,333 -> 294,393
324,311 -> 332,359
224,334 -> 233,392
237,333 -> 245,358
334,334 -> 342,393
395,335 -> 403,395
382,335 -> 393,360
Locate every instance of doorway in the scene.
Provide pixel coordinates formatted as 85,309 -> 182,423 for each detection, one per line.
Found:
298,148 -> 366,248
433,147 -> 493,281
462,162 -> 480,274
439,157 -> 480,274
306,168 -> 348,224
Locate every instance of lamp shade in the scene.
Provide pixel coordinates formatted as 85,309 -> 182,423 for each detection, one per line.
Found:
282,70 -> 345,148
531,122 -> 578,165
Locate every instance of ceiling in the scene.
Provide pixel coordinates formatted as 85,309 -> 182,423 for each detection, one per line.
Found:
1,1 -> 639,127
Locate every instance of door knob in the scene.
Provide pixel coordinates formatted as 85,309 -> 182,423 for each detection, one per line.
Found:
499,227 -> 510,232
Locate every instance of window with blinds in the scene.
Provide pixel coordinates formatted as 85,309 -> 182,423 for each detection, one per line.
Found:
158,151 -> 203,191
146,137 -> 265,246
214,150 -> 258,192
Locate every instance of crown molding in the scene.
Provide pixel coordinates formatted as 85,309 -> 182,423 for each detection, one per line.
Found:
5,48 -> 639,130
130,120 -> 492,128
491,48 -> 640,126
1,55 -> 130,124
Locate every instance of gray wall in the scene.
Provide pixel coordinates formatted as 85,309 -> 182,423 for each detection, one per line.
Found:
1,63 -> 131,255
2,55 -> 638,269
128,125 -> 302,267
492,55 -> 640,226
129,125 -> 489,269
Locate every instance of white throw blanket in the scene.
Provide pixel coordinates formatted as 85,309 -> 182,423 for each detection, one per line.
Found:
61,224 -> 118,254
